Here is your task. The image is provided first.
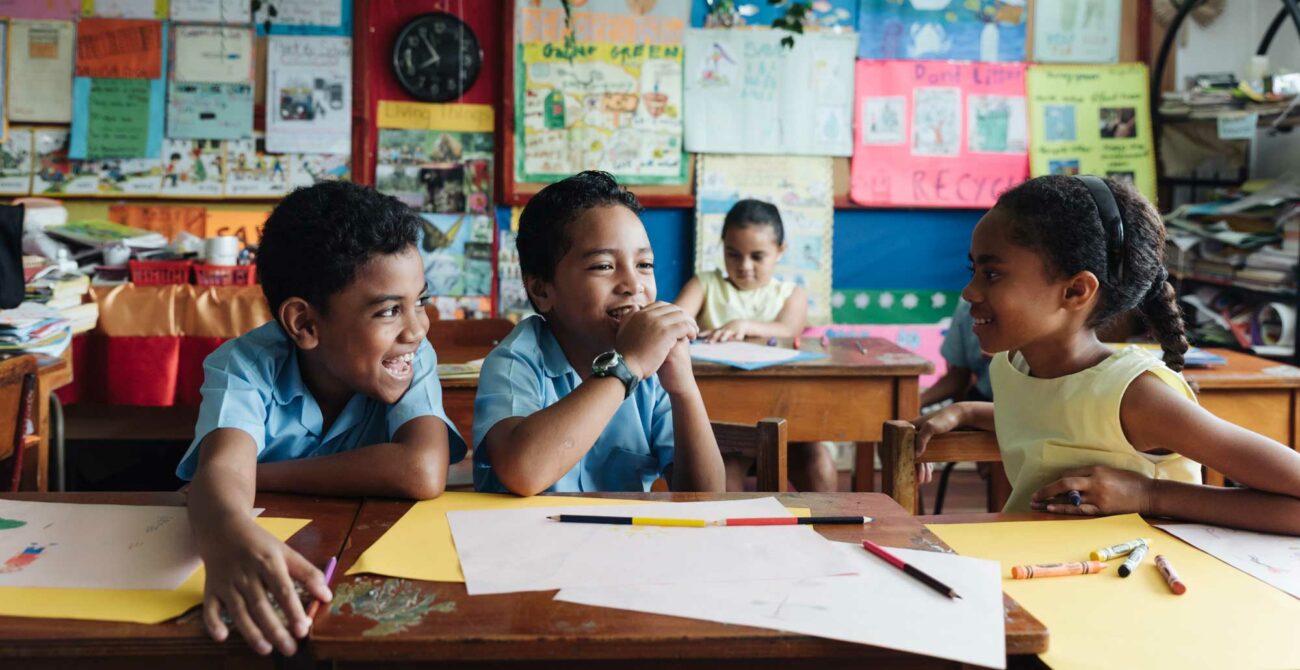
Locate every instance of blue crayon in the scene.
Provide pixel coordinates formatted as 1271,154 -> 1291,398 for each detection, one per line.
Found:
767,337 -> 778,346
1067,490 -> 1082,506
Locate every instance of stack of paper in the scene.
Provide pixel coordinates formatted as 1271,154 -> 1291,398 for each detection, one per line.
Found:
0,302 -> 71,357
689,341 -> 827,370
436,358 -> 484,380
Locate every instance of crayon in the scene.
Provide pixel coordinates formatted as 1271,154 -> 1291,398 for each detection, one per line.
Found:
1010,560 -> 1107,579
1154,555 -> 1186,595
1118,541 -> 1150,577
767,336 -> 778,346
792,337 -> 801,350
1090,538 -> 1151,561
1067,489 -> 1082,506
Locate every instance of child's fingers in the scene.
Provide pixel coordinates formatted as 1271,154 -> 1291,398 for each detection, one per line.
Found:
1032,476 -> 1091,502
1044,503 -> 1100,516
285,548 -> 332,606
266,556 -> 312,638
224,590 -> 273,656
202,594 -> 229,642
244,580 -> 298,656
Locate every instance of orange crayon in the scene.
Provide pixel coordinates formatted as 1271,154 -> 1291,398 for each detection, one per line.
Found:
1011,560 -> 1107,579
1155,555 -> 1187,595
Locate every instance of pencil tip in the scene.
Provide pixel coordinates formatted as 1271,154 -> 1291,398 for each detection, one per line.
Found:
547,515 -> 559,520
952,593 -> 962,600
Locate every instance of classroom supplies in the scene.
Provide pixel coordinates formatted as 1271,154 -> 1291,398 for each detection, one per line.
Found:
1154,555 -> 1186,595
1118,541 -> 1150,577
1090,537 -> 1152,561
1067,489 -> 1082,506
0,517 -> 307,624
447,498 -> 859,596
791,337 -> 800,350
1159,523 -> 1300,599
766,337 -> 777,347
1010,560 -> 1107,580
689,341 -> 827,370
306,556 -> 337,620
929,514 -> 1300,669
862,539 -> 960,599
556,543 -> 1006,669
548,514 -> 870,527
854,340 -> 867,355
549,515 -> 707,528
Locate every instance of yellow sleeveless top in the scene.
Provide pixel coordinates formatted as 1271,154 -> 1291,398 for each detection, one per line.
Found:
991,346 -> 1203,512
696,269 -> 797,331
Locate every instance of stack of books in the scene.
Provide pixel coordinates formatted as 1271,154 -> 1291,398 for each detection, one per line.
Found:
0,302 -> 71,358
21,257 -> 99,335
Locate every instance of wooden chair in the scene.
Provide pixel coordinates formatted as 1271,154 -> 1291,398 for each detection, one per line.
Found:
713,417 -> 788,492
425,312 -> 515,351
880,420 -> 1001,514
0,355 -> 40,492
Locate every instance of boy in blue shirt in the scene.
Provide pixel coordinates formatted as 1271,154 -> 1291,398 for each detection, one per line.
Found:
474,171 -> 724,495
180,182 -> 465,656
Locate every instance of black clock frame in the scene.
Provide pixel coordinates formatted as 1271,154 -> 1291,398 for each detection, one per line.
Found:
391,11 -> 483,103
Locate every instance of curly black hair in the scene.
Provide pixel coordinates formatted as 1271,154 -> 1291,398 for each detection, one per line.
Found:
723,199 -> 784,246
516,170 -> 643,283
995,175 -> 1188,371
257,181 -> 421,317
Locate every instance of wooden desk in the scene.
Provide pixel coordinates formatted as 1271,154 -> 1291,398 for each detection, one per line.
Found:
0,491 -> 359,668
311,492 -> 1047,668
31,350 -> 73,492
440,338 -> 933,492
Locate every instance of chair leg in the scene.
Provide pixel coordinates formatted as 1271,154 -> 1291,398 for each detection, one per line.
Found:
49,394 -> 65,493
932,461 -> 958,515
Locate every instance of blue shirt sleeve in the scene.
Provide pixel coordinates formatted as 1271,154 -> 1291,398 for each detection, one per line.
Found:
647,378 -> 675,476
940,301 -> 976,369
386,338 -> 467,464
175,344 -> 270,481
472,345 -> 548,492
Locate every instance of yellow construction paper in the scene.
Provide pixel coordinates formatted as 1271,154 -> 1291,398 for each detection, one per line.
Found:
927,514 -> 1300,670
346,492 -> 809,583
376,101 -> 494,132
0,517 -> 309,624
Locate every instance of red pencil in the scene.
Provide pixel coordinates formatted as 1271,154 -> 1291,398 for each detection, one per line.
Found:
862,539 -> 961,600
306,556 -> 338,620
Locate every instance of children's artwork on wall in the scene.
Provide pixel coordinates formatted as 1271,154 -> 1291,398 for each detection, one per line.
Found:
264,36 -> 351,154
496,226 -> 533,322
851,60 -> 1028,208
376,129 -> 493,215
254,0 -> 350,36
170,0 -> 249,23
225,136 -> 289,198
515,0 -> 688,184
696,154 -> 834,325
166,82 -> 253,140
0,127 -> 33,195
9,20 -> 74,123
0,0 -> 79,19
683,29 -> 857,157
857,0 -> 1026,62
74,18 -> 163,79
171,25 -> 254,84
158,138 -> 223,197
288,152 -> 350,188
1027,64 -> 1156,201
31,127 -> 71,194
691,0 -> 856,29
70,76 -> 165,160
63,156 -> 162,195
434,296 -> 493,321
1032,0 -> 1120,64
416,213 -> 495,298
81,0 -> 163,19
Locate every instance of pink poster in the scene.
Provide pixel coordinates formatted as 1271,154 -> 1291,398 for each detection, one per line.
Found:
0,0 -> 80,19
851,60 -> 1029,209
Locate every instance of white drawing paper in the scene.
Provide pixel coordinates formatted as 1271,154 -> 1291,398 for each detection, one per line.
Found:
1161,524 -> 1300,599
264,36 -> 351,154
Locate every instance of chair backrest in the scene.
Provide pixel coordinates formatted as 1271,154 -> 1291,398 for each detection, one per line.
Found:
0,355 -> 39,491
880,420 -> 1001,514
426,313 -> 515,351
712,417 -> 788,492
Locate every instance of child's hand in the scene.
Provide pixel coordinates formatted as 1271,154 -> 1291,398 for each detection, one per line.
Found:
198,518 -> 331,656
1031,465 -> 1154,516
701,319 -> 749,343
616,302 -> 699,380
656,339 -> 696,395
910,405 -> 968,484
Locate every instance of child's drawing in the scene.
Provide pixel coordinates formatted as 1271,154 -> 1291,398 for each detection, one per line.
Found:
911,87 -> 960,156
0,542 -> 51,573
968,95 -> 1026,153
863,97 -> 906,145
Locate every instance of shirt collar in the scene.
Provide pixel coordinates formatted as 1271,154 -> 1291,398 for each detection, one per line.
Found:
536,318 -> 579,379
270,333 -> 325,435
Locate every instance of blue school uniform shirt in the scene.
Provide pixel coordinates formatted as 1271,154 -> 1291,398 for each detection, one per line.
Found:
940,300 -> 993,401
472,315 -> 674,493
175,321 -> 466,480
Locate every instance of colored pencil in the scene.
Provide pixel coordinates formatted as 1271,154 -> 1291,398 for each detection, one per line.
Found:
547,514 -> 872,527
854,340 -> 867,355
862,539 -> 961,599
306,556 -> 337,620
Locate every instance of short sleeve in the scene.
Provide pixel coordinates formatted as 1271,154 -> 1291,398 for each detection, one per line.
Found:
471,345 -> 547,449
175,345 -> 270,480
647,378 -> 675,476
387,339 -> 468,464
940,301 -> 974,368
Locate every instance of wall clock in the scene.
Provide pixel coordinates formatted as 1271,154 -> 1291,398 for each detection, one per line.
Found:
391,12 -> 482,103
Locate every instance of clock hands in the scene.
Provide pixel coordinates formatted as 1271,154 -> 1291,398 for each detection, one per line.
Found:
419,34 -> 441,65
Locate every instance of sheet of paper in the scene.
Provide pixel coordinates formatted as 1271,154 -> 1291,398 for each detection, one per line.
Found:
166,81 -> 253,140
286,152 -> 349,187
84,77 -> 151,157
171,25 -> 253,84
1159,523 -> 1300,599
375,129 -> 493,215
1032,0 -> 1121,63
927,514 -> 1300,670
689,341 -> 820,369
448,498 -> 858,596
170,0 -> 248,23
0,127 -> 34,195
857,0 -> 1026,61
417,214 -> 495,297
225,136 -> 288,197
159,138 -> 224,197
0,517 -> 306,623
558,543 -> 1006,669
254,0 -> 345,33
0,0 -> 79,19
82,0 -> 164,19
264,35 -> 351,154
8,20 -> 74,123
377,101 -> 494,132
74,18 -> 162,79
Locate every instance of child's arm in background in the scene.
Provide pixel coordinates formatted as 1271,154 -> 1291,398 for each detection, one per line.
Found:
657,340 -> 726,492
1034,373 -> 1300,535
256,416 -> 452,499
188,431 -> 329,656
701,285 -> 808,342
909,401 -> 995,484
673,276 -> 705,322
919,365 -> 973,407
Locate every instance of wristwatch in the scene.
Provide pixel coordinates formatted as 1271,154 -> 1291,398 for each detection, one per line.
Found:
592,350 -> 639,398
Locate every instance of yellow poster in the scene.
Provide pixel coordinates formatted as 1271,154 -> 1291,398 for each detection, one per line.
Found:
377,101 -> 494,132
1027,64 -> 1158,202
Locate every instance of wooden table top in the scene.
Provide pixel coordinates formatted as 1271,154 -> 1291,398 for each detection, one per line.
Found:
1184,348 -> 1300,390
312,492 -> 1047,665
0,492 -> 359,660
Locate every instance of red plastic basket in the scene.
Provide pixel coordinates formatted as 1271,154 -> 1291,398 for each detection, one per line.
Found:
129,260 -> 192,285
193,264 -> 257,287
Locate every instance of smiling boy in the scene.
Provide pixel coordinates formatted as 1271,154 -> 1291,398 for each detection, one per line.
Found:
178,182 -> 465,656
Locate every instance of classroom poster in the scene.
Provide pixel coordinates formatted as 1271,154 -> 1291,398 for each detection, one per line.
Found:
0,127 -> 33,195
1027,64 -> 1156,201
857,0 -> 1026,62
0,0 -> 79,19
264,36 -> 351,154
696,154 -> 834,325
81,0 -> 165,19
851,60 -> 1028,208
496,227 -> 533,322
30,127 -> 70,193
682,29 -> 857,156
171,25 -> 253,83
515,0 -> 688,184
1032,0 -> 1121,63
691,0 -> 856,29
77,78 -> 153,157
288,152 -> 349,188
170,0 -> 248,23
166,82 -> 253,140
254,0 -> 350,36
376,129 -> 493,215
8,20 -> 74,123
158,138 -> 223,196
65,156 -> 161,195
74,18 -> 163,79
225,136 -> 288,197
417,213 -> 495,298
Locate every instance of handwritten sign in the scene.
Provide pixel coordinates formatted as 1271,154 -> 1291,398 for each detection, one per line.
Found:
1217,112 -> 1259,141
377,101 -> 494,132
86,78 -> 151,157
851,60 -> 1029,208
74,17 -> 161,78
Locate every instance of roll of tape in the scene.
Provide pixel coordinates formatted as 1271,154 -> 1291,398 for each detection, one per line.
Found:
1257,302 -> 1296,347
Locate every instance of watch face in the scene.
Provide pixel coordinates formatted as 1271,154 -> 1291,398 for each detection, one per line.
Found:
593,351 -> 620,372
392,12 -> 482,103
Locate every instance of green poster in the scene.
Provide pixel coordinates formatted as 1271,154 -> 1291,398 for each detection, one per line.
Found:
86,78 -> 150,159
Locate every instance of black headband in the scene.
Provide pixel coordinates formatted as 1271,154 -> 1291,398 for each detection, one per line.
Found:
1077,175 -> 1125,284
